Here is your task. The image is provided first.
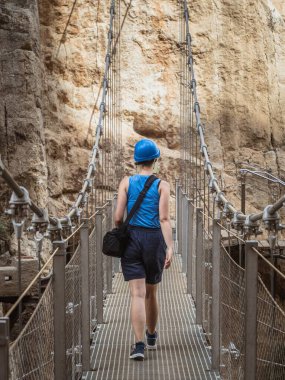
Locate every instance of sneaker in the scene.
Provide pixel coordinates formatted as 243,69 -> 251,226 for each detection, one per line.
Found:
146,330 -> 158,350
129,341 -> 145,361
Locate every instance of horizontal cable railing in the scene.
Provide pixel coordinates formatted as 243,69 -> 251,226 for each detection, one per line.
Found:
3,200 -> 118,380
178,1 -> 285,378
176,189 -> 285,378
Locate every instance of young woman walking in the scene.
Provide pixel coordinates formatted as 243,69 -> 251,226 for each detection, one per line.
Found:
114,138 -> 173,361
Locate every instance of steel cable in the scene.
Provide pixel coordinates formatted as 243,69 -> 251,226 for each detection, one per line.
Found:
181,0 -> 285,226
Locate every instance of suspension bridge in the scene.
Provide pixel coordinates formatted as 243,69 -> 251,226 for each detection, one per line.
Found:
1,1 -> 285,379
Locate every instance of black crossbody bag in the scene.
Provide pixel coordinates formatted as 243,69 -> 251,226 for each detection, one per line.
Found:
102,175 -> 158,258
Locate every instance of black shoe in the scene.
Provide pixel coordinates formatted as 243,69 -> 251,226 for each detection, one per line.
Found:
146,330 -> 158,350
129,341 -> 145,361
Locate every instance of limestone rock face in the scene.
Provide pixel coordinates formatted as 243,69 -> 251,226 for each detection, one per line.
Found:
0,0 -> 285,240
189,0 -> 285,213
0,1 -> 48,212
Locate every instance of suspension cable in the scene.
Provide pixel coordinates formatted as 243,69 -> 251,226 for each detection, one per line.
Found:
0,0 -> 119,227
182,0 -> 285,225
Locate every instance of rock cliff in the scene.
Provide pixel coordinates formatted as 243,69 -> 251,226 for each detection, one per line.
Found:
0,0 -> 285,232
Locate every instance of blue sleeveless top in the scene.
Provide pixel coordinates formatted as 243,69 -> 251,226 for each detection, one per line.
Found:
127,175 -> 161,228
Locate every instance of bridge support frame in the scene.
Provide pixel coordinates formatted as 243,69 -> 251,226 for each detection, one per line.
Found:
245,240 -> 258,380
0,317 -> 9,380
96,209 -> 104,324
196,207 -> 203,325
113,194 -> 120,273
106,200 -> 113,294
212,218 -> 221,371
182,193 -> 188,272
53,239 -> 67,380
177,185 -> 182,255
175,179 -> 179,245
187,199 -> 194,294
80,218 -> 90,371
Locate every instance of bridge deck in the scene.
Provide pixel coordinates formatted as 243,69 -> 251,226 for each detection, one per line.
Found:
83,255 -> 219,380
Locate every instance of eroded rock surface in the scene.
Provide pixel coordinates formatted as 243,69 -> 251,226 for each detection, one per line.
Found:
0,0 -> 285,252
0,1 -> 48,211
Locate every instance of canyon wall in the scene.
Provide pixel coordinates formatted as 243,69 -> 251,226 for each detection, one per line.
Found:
0,0 -> 48,210
0,0 -> 285,231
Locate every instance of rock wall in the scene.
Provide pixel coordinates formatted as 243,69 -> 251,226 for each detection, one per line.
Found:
189,0 -> 285,212
0,0 -> 285,222
0,0 -> 48,210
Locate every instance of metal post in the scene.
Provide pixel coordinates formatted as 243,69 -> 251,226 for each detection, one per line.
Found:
80,219 -> 90,371
196,208 -> 203,324
245,240 -> 258,380
177,185 -> 182,254
241,176 -> 246,214
182,194 -> 188,273
53,240 -> 67,380
96,209 -> 104,324
113,194 -> 120,273
175,179 -> 179,243
0,318 -> 9,380
106,201 -> 113,294
187,200 -> 194,294
212,219 -> 221,370
17,238 -> 22,330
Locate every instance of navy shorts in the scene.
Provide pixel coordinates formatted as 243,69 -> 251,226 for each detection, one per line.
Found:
121,226 -> 167,284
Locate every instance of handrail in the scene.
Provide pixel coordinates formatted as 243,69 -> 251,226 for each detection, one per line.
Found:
240,168 -> 285,187
5,248 -> 59,318
4,202 -> 110,319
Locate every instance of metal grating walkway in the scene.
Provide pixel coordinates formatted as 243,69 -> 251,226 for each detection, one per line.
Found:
83,255 -> 220,380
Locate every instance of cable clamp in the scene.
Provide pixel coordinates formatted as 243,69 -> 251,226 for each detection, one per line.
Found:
108,30 -> 113,40
84,178 -> 92,192
231,212 -> 245,230
209,177 -> 217,192
31,208 -> 49,233
12,220 -> 25,239
197,123 -> 203,133
103,77 -> 109,88
194,102 -> 200,113
215,191 -> 225,208
188,55 -> 193,67
262,205 -> 281,231
48,218 -> 62,233
205,162 -> 213,174
100,102 -> 106,113
222,201 -> 234,217
200,143 -> 207,154
71,206 -> 81,218
110,5 -> 115,16
105,53 -> 111,64
186,32 -> 192,45
89,163 -> 95,174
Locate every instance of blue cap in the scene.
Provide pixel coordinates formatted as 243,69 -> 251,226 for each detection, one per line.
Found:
134,139 -> 160,163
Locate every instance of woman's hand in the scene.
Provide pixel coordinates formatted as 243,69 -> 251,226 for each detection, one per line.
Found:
164,247 -> 173,269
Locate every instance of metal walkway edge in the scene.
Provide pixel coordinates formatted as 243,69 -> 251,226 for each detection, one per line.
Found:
83,255 -> 220,380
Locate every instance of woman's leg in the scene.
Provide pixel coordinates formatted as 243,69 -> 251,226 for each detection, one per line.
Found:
145,283 -> 159,334
129,278 -> 146,342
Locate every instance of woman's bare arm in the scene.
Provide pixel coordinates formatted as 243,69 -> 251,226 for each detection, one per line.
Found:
114,176 -> 129,227
159,181 -> 173,269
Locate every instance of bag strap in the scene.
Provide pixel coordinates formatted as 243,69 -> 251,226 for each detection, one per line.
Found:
122,175 -> 158,229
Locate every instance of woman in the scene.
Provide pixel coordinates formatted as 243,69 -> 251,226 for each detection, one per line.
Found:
114,138 -> 173,361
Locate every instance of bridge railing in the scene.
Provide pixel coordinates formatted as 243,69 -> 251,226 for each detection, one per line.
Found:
0,199 -> 119,380
176,186 -> 285,379
0,0 -> 122,378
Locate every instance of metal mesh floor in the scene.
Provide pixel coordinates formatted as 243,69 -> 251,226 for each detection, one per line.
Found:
83,255 -> 220,380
